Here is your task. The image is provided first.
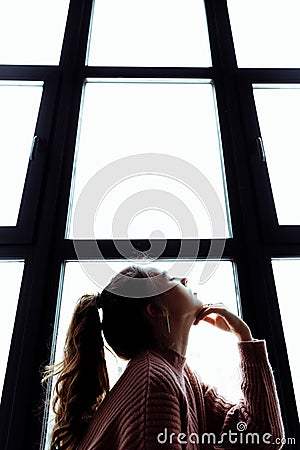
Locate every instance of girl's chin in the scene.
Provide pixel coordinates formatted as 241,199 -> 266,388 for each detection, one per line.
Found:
195,296 -> 204,309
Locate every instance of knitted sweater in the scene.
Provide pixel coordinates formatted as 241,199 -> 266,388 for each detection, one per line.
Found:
78,341 -> 284,449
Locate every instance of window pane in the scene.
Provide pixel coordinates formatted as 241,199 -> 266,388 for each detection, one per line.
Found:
227,0 -> 300,68
68,80 -> 230,239
272,259 -> 300,418
0,1 -> 70,65
253,85 -> 300,224
0,261 -> 24,402
0,82 -> 43,226
44,259 -> 240,448
87,0 -> 211,67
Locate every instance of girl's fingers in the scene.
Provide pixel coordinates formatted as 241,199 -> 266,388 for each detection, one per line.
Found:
203,314 -> 231,332
194,303 -> 253,340
195,303 -> 227,323
194,306 -> 212,324
202,316 -> 215,325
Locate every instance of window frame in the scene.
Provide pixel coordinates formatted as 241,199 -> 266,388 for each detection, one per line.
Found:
0,0 -> 299,449
237,70 -> 300,243
0,68 -> 60,244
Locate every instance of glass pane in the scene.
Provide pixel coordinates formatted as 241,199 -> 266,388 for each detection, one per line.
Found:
0,82 -> 43,226
88,0 -> 211,67
0,261 -> 24,402
227,0 -> 300,68
68,80 -> 230,239
272,259 -> 300,418
0,1 -> 70,65
253,85 -> 300,224
44,259 -> 240,448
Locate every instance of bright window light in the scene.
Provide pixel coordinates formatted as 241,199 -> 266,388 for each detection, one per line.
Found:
228,0 -> 300,68
0,261 -> 24,402
87,0 -> 211,67
272,259 -> 300,418
67,80 -> 230,239
0,82 -> 43,225
253,84 -> 300,224
0,0 -> 70,65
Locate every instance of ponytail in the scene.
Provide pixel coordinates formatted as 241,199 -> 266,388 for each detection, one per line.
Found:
43,265 -> 166,448
43,294 -> 109,450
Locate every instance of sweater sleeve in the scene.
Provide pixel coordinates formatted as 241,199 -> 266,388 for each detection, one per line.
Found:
203,340 -> 285,449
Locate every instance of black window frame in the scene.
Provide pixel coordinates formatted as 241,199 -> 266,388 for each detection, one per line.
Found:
0,1 -> 299,449
0,68 -> 59,244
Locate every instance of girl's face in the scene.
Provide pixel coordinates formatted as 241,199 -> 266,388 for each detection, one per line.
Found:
158,271 -> 204,322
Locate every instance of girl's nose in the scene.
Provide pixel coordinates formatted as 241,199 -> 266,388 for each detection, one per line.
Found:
181,277 -> 188,286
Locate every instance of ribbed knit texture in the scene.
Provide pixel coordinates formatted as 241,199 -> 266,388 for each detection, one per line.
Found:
78,341 -> 284,449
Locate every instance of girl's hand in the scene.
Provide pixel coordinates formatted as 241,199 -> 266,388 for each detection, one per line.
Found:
194,303 -> 253,342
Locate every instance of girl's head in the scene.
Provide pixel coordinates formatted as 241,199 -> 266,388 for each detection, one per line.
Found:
99,265 -> 162,359
99,265 -> 203,359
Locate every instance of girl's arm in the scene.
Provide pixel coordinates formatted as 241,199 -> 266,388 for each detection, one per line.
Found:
202,340 -> 285,449
196,305 -> 285,449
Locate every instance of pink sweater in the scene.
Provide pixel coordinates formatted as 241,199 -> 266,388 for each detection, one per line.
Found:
78,341 -> 284,449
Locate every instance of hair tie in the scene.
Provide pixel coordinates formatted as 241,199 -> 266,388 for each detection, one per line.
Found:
95,292 -> 104,310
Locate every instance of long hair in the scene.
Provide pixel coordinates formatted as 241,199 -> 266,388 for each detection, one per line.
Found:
43,265 -> 167,449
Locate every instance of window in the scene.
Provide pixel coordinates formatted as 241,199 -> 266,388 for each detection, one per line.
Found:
227,0 -> 300,68
0,261 -> 24,400
87,0 -> 211,67
272,259 -> 300,418
0,1 -> 298,449
0,82 -> 43,226
253,84 -> 300,224
68,79 -> 230,239
56,260 -> 239,392
45,260 -> 241,445
0,1 -> 70,65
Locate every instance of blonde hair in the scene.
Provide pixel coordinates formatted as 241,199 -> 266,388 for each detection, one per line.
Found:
43,265 -> 168,449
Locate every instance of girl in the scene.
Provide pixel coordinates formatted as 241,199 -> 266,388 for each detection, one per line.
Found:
44,265 -> 284,449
